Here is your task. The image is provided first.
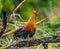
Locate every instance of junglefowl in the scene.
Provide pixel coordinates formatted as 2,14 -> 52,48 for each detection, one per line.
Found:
14,10 -> 38,39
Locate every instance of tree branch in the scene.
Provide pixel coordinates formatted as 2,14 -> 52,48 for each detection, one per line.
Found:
5,33 -> 60,49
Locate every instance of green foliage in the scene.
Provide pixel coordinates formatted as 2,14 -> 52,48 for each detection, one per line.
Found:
0,0 -> 60,49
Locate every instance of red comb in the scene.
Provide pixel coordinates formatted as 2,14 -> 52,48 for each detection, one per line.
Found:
32,10 -> 38,16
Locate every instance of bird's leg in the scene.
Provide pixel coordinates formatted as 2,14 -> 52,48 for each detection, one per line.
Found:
30,32 -> 37,40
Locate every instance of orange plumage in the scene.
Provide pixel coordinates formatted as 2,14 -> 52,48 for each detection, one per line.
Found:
24,16 -> 36,33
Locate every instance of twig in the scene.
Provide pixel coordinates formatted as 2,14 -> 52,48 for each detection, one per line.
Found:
3,30 -> 11,33
13,0 -> 26,13
0,22 -> 25,27
1,30 -> 16,37
5,34 -> 60,49
36,17 -> 48,25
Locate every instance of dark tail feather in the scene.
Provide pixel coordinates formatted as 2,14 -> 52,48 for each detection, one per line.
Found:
0,10 -> 7,37
13,28 -> 28,40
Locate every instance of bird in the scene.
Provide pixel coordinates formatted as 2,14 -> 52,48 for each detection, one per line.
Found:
13,10 -> 38,39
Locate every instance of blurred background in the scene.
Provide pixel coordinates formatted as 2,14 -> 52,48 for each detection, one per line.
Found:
0,0 -> 60,49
